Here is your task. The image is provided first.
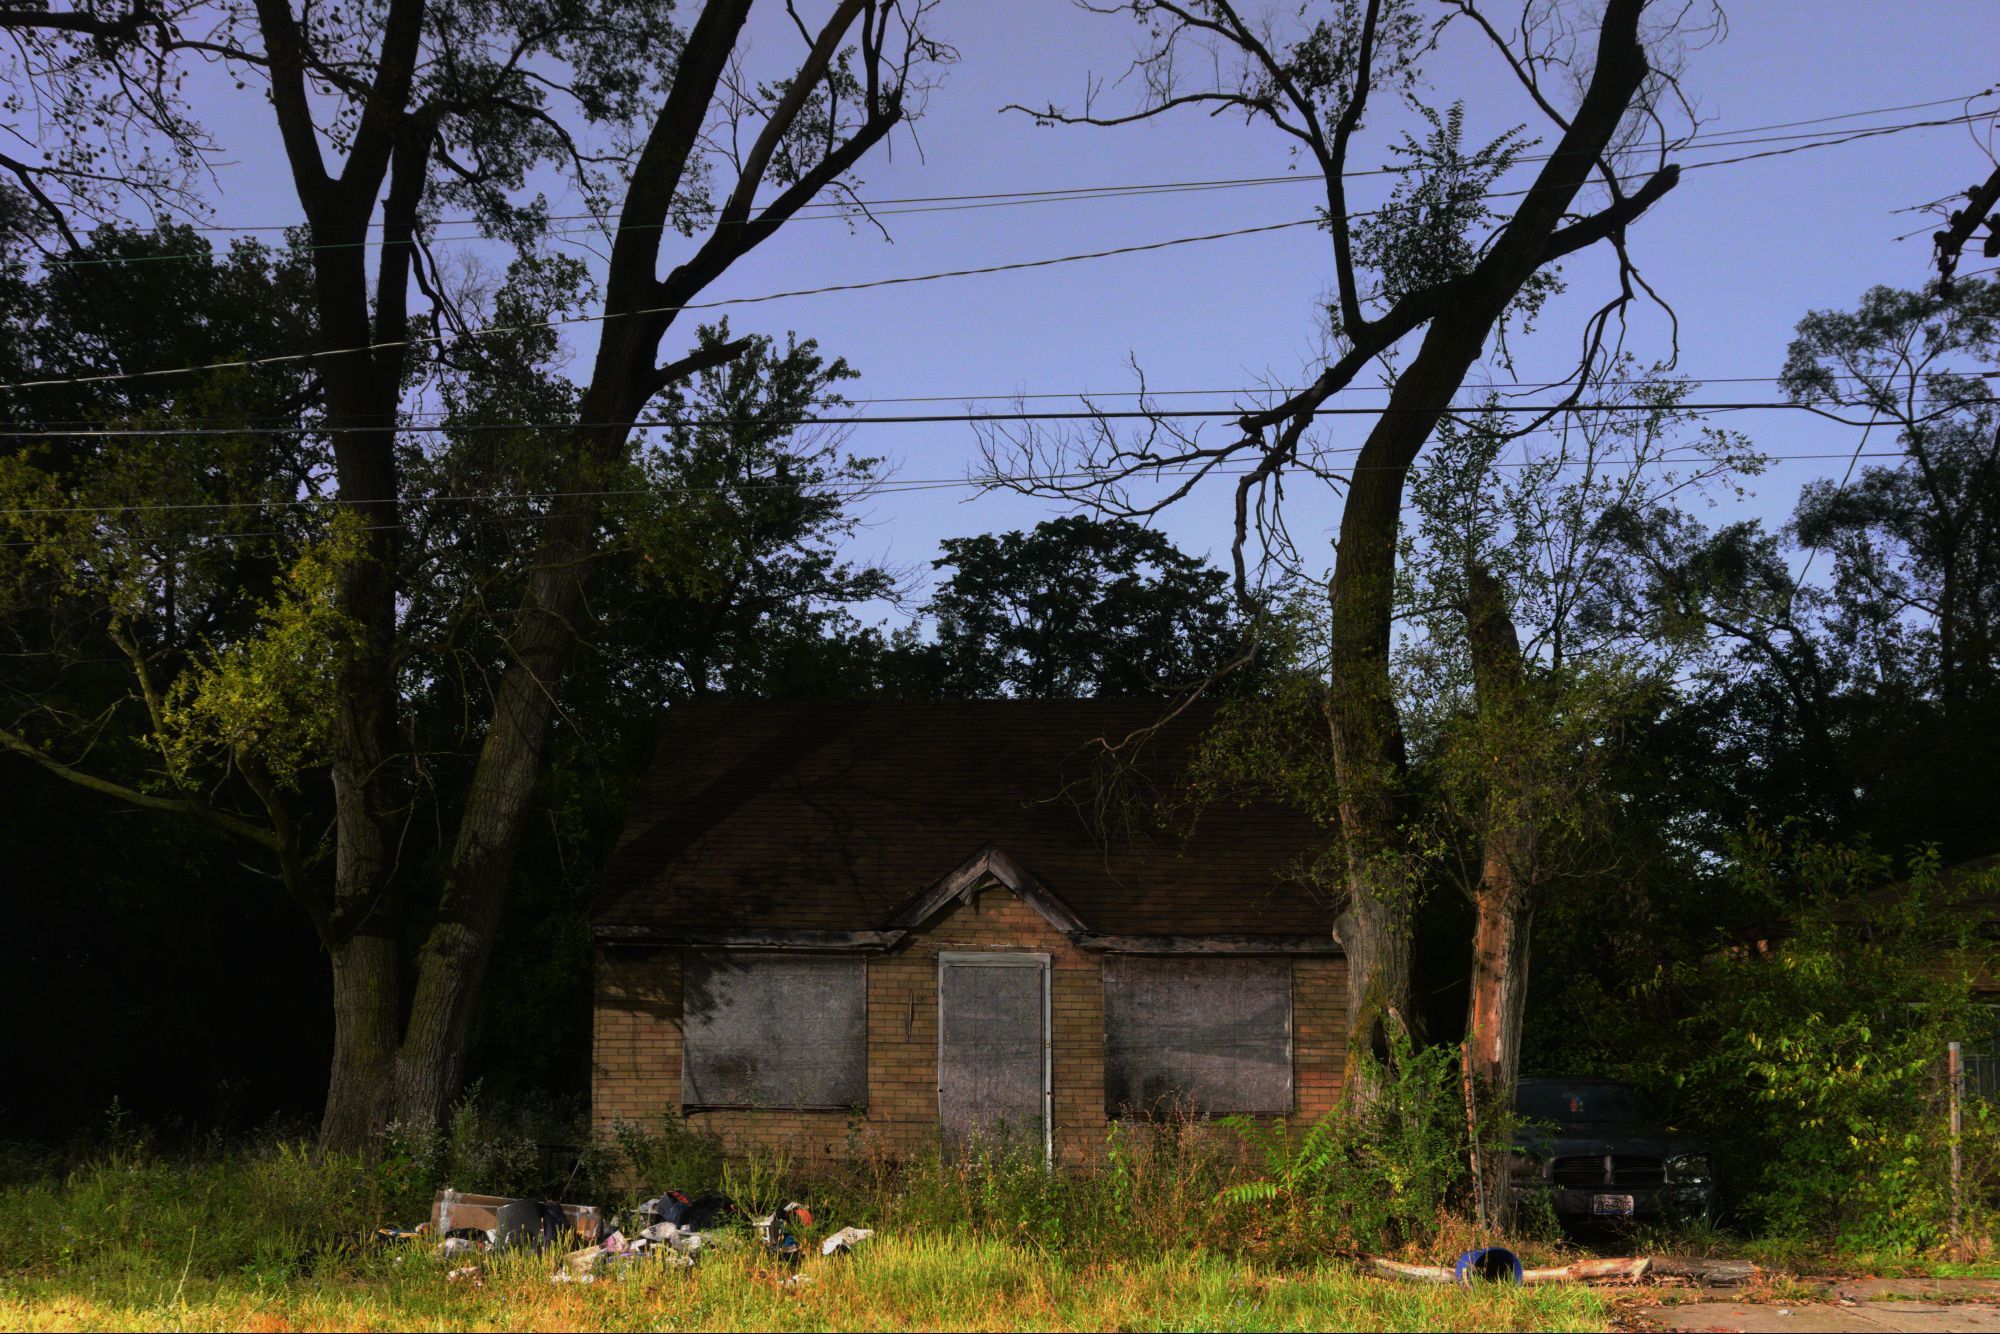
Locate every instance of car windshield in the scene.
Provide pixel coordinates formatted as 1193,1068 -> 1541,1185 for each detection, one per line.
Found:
1515,1082 -> 1653,1125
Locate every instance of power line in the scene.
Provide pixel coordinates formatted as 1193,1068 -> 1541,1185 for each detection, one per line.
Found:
1,395 -> 1991,442
113,89 -> 1994,237
0,447 -> 1912,524
46,106 -> 1998,269
9,108 -> 1995,396
0,365 -> 1977,433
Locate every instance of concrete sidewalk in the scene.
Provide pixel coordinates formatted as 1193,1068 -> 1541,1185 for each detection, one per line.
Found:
1628,1279 -> 2000,1333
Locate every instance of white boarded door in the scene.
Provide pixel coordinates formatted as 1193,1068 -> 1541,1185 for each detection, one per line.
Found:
937,952 -> 1050,1161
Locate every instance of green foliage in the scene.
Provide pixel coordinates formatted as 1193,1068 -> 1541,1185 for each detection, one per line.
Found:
0,1139 -> 390,1284
1353,102 -> 1546,312
851,1111 -> 1236,1261
1222,1034 -> 1477,1253
921,515 -> 1250,699
608,1111 -> 725,1202
0,1232 -> 1620,1331
160,515 -> 367,788
719,1144 -> 797,1221
1550,833 -> 2000,1251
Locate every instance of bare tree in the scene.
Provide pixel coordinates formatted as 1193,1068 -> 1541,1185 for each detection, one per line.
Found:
983,0 -> 1701,1093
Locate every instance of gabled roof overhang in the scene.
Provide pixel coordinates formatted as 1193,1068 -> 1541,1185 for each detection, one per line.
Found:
593,841 -> 1340,955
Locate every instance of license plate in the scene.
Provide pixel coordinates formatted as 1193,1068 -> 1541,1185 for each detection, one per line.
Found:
1591,1193 -> 1635,1217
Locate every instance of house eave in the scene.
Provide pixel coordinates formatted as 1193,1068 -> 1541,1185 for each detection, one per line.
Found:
1071,932 -> 1343,956
593,926 -> 907,951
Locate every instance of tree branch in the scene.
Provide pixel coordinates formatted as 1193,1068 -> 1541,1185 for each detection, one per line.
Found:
0,722 -> 283,852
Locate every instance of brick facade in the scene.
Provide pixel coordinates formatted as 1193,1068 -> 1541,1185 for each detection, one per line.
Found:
593,883 -> 1348,1164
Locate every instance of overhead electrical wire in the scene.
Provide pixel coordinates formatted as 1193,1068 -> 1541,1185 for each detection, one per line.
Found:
1,391 -> 1991,441
0,447 -> 1912,525
10,102 -> 1998,394
44,105 -> 1998,269
109,88 -> 1995,237
0,366 -> 1966,435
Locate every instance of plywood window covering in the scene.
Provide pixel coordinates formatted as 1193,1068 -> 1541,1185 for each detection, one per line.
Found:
1103,956 -> 1292,1117
681,953 -> 867,1109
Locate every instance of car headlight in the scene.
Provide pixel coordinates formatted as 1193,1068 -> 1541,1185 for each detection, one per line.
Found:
1508,1151 -> 1544,1179
1668,1153 -> 1710,1181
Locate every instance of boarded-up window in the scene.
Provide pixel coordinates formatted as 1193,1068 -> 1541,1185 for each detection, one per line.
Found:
682,954 -> 866,1109
1103,956 -> 1292,1117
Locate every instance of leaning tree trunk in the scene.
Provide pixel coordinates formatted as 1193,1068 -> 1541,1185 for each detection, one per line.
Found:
381,0 -> 911,1128
1460,561 -> 1538,1221
390,429 -> 622,1125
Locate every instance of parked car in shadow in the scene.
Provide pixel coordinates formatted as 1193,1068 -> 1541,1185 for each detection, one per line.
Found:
1509,1077 -> 1715,1228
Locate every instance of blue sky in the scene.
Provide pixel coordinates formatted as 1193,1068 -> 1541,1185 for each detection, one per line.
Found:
178,0 -> 1999,623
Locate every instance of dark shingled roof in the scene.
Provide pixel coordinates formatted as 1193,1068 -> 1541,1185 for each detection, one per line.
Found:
595,700 -> 1338,939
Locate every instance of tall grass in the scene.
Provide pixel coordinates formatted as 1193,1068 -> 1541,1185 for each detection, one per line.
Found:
0,1234 -> 1617,1332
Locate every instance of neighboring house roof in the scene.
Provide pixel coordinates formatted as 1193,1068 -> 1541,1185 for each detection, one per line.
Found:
1723,852 -> 2000,959
594,700 -> 1339,948
1833,853 -> 2000,927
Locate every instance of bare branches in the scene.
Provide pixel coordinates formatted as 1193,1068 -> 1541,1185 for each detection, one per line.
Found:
0,0 -> 213,246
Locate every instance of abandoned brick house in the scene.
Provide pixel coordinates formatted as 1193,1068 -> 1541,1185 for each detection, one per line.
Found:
591,701 -> 1347,1162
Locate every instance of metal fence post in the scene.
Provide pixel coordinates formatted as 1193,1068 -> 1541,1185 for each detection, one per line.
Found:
1949,1039 -> 1964,1251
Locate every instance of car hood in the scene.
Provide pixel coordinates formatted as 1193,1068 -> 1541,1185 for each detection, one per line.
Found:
1512,1124 -> 1708,1159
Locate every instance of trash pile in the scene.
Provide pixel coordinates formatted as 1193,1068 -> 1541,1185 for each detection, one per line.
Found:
377,1183 -> 876,1288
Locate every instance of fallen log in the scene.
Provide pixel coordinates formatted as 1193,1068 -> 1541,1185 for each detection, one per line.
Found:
1522,1257 -> 1651,1285
1365,1255 -> 1652,1285
1648,1256 -> 1758,1285
1365,1258 -> 1457,1284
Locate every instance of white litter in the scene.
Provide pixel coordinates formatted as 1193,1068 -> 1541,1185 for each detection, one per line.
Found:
820,1227 -> 875,1257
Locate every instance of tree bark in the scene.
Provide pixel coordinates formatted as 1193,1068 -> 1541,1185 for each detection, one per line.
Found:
1460,561 -> 1537,1221
1461,560 -> 1535,1093
320,927 -> 403,1149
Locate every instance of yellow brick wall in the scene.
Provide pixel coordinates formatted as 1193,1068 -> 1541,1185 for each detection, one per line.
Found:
591,885 -> 1347,1163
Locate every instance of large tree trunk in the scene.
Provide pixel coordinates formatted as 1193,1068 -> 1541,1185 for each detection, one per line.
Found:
320,928 -> 403,1149
383,0 -> 773,1127
390,472 -> 609,1125
1323,0 -> 1655,1102
1460,562 -> 1537,1220
1461,559 -> 1536,1095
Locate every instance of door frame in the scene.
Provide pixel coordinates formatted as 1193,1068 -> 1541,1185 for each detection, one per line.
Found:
936,950 -> 1052,1164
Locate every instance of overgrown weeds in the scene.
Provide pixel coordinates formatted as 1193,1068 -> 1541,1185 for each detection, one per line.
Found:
1220,1032 -> 1502,1256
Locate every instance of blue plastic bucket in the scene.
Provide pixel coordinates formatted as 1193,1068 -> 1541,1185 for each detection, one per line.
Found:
1453,1246 -> 1524,1284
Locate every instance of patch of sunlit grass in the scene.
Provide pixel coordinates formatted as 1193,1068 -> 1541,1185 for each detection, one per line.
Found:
0,1235 -> 1616,1332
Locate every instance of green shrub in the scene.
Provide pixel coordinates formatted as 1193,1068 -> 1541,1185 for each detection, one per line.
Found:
608,1110 -> 724,1199
1609,837 -> 2000,1251
1222,1031 -> 1476,1253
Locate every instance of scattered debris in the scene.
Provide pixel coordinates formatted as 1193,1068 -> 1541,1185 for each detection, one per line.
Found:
1367,1253 -> 1750,1288
433,1189 -> 603,1246
445,1265 -> 483,1285
438,1235 -> 484,1259
820,1227 -> 874,1257
638,1190 -> 731,1232
753,1202 -> 815,1264
1522,1258 -> 1652,1286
